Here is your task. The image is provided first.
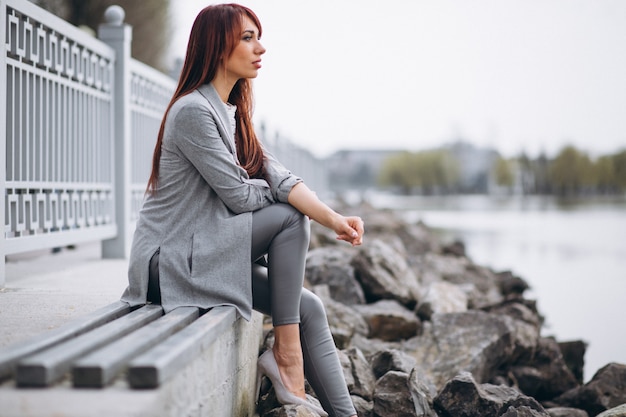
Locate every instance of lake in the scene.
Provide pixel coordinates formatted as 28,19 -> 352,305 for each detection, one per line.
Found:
365,192 -> 626,383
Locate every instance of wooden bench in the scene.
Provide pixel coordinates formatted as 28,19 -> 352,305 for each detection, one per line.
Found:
0,301 -> 263,417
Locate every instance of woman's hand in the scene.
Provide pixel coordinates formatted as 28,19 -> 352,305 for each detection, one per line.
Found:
333,215 -> 364,246
287,183 -> 365,246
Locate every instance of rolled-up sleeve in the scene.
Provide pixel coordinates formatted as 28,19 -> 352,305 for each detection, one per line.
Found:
264,150 -> 303,203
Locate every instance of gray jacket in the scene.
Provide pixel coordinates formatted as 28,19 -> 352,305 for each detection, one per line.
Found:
121,83 -> 301,319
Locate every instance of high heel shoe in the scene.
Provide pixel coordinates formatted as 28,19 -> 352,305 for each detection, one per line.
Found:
256,349 -> 328,417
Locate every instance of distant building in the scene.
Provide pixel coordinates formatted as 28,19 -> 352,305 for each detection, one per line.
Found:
444,141 -> 499,193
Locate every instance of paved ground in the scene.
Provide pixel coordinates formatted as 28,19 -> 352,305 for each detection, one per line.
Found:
1,242 -> 129,349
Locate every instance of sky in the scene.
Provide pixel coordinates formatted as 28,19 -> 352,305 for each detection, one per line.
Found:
168,0 -> 626,159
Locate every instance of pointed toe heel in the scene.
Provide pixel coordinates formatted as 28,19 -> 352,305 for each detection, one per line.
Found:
256,349 -> 328,417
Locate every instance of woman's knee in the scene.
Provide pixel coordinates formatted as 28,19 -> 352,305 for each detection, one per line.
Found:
300,289 -> 327,325
281,204 -> 310,237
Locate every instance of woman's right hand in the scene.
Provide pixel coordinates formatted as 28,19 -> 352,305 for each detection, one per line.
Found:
332,215 -> 364,246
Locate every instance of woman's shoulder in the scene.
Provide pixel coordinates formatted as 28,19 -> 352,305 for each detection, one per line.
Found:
167,90 -> 216,125
170,90 -> 209,113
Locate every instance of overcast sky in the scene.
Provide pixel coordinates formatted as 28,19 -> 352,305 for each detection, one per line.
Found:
168,1 -> 626,158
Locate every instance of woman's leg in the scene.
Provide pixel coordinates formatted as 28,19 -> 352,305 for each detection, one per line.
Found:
252,267 -> 357,417
251,204 -> 310,399
250,203 -> 356,417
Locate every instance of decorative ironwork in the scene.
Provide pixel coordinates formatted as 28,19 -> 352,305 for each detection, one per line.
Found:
4,4 -> 115,245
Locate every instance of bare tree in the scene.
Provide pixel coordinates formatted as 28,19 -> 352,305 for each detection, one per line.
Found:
29,0 -> 172,73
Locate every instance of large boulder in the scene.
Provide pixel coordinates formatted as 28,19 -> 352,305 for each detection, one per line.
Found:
409,311 -> 517,389
546,407 -> 589,417
509,337 -> 579,401
550,363 -> 626,416
339,347 -> 376,401
558,340 -> 587,384
416,281 -> 468,320
372,370 -> 437,417
596,404 -> 626,417
351,239 -> 422,308
433,372 -> 547,417
353,299 -> 421,341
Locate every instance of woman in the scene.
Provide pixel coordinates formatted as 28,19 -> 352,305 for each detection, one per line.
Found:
121,4 -> 362,417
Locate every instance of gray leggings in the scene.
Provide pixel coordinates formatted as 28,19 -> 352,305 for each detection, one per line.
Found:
251,203 -> 356,417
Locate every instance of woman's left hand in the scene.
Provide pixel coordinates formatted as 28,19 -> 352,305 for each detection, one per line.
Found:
334,216 -> 364,246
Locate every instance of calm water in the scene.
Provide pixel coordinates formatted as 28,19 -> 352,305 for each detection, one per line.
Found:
366,192 -> 626,382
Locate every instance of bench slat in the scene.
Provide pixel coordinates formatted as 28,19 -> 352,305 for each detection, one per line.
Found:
0,301 -> 130,381
127,306 -> 236,389
72,306 -> 200,388
16,305 -> 163,387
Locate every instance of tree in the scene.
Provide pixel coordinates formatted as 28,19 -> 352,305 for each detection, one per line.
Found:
378,150 -> 459,194
611,150 -> 626,191
30,0 -> 172,73
549,145 -> 594,195
493,156 -> 514,188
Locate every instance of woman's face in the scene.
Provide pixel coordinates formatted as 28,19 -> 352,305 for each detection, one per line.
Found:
224,16 -> 266,81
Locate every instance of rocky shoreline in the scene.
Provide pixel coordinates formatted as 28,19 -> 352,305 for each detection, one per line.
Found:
257,202 -> 626,417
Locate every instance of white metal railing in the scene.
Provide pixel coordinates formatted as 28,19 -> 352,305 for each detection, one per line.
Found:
1,1 -> 327,284
1,0 -> 117,266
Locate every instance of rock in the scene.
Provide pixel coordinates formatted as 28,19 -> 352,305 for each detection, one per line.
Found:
305,247 -> 365,305
441,239 -> 466,257
433,372 -> 546,417
509,337 -> 579,401
415,253 -> 503,308
500,406 -> 551,417
353,299 -> 421,341
350,395 -> 374,417
546,407 -> 589,417
551,363 -> 626,416
351,239 -> 421,308
558,340 -> 587,384
373,371 -> 433,417
416,281 -> 468,320
349,333 -> 403,359
261,403 -> 323,417
411,311 -> 517,389
341,347 -> 376,401
496,270 -> 531,297
408,367 -> 438,417
596,403 -> 626,417
482,300 -> 542,363
371,349 -> 418,379
355,209 -> 439,258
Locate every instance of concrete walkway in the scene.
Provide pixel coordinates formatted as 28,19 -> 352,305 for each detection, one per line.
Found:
1,242 -> 129,351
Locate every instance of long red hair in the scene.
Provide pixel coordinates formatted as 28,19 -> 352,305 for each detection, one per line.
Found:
147,4 -> 265,194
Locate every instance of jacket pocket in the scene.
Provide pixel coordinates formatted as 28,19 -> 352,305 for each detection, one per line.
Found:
187,233 -> 194,274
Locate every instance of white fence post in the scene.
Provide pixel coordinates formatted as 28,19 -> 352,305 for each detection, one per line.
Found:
98,6 -> 132,259
0,0 -> 7,285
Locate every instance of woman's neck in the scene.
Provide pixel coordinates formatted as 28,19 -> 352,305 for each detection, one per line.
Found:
212,71 -> 237,103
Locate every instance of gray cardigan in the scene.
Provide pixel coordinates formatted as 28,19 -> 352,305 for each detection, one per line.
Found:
121,83 -> 302,319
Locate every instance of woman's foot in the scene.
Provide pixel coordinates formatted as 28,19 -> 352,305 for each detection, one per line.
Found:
272,347 -> 306,399
272,323 -> 306,399
256,349 -> 328,416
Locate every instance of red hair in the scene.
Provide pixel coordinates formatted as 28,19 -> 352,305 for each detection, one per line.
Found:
147,3 -> 265,194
